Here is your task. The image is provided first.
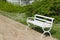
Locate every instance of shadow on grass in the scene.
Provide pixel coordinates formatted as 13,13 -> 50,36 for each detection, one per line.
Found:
32,26 -> 56,36
32,26 -> 43,33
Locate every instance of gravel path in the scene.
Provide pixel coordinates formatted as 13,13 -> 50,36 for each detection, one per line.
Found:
0,15 -> 57,40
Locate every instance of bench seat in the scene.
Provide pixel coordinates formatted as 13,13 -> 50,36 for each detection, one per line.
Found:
27,20 -> 51,28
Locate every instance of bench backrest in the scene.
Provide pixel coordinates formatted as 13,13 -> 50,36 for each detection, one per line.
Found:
34,14 -> 54,27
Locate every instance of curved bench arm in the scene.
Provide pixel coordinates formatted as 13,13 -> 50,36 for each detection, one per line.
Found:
26,17 -> 34,30
27,17 -> 34,27
27,17 -> 34,21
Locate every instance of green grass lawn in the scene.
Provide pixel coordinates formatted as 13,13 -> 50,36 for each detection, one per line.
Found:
0,11 -> 60,40
52,24 -> 60,40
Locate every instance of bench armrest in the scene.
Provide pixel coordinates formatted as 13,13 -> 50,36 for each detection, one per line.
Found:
27,17 -> 34,21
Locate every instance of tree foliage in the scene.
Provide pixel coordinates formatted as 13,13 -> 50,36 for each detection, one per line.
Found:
24,0 -> 60,16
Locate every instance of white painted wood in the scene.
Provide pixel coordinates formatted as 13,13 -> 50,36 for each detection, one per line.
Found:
27,14 -> 54,37
35,14 -> 54,20
20,0 -> 21,5
29,0 -> 34,4
7,0 -> 34,5
7,0 -> 12,2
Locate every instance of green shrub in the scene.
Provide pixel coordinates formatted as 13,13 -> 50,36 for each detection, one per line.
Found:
0,0 -> 60,23
23,0 -> 60,16
21,0 -> 60,23
0,0 -> 6,2
0,1 -> 23,13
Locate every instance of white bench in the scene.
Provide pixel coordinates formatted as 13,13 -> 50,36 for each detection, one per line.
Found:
26,14 -> 54,37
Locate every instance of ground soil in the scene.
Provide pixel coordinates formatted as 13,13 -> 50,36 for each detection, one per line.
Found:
0,15 -> 57,40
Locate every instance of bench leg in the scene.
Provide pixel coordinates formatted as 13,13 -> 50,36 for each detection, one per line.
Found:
41,27 -> 52,38
26,22 -> 30,30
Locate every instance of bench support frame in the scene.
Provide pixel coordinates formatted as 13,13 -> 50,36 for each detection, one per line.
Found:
27,22 -> 52,37
26,14 -> 54,38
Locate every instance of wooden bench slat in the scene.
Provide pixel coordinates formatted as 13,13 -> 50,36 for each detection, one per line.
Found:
35,14 -> 54,20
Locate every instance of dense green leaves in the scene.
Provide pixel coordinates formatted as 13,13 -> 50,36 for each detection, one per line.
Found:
0,0 -> 60,23
23,0 -> 60,16
22,0 -> 60,23
0,1 -> 23,13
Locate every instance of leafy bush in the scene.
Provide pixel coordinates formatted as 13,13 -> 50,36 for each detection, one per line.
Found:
0,1 -> 23,13
0,0 -> 6,2
22,0 -> 60,16
22,0 -> 60,23
0,0 -> 60,23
